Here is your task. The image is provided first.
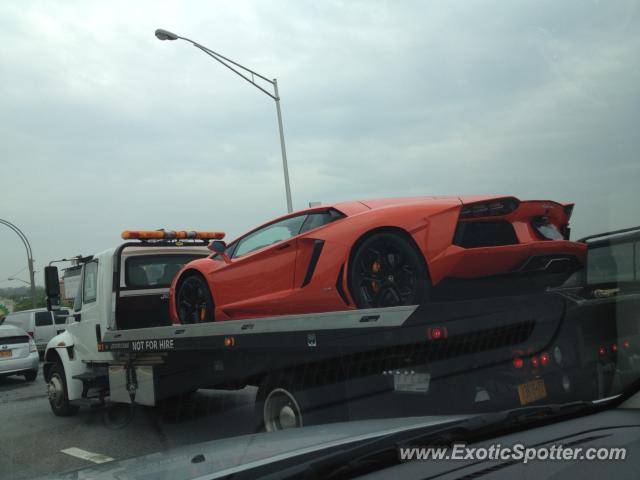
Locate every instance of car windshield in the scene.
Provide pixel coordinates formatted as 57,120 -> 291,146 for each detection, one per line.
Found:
1,2 -> 639,479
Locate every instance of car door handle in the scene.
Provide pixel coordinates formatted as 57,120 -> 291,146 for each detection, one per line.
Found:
276,243 -> 291,250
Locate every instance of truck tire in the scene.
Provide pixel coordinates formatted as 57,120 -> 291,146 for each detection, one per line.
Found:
47,363 -> 80,417
349,232 -> 430,308
255,372 -> 348,432
24,369 -> 38,382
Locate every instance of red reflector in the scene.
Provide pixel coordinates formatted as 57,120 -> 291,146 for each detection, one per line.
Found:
530,356 -> 539,368
427,327 -> 448,340
540,352 -> 550,367
623,340 -> 631,349
512,357 -> 524,369
611,344 -> 618,353
598,346 -> 606,356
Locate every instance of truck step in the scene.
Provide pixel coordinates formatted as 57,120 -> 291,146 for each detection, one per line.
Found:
70,398 -> 104,408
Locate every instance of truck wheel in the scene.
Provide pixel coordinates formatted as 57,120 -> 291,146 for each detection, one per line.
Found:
47,363 -> 79,417
255,373 -> 348,432
349,232 -> 430,308
176,273 -> 215,324
24,369 -> 38,382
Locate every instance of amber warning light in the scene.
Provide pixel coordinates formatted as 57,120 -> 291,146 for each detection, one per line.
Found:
122,230 -> 225,240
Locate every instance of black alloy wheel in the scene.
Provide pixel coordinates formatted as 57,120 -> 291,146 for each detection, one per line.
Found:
176,273 -> 215,324
349,232 -> 430,308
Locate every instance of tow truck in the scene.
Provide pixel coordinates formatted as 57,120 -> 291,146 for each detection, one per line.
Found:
42,228 -> 637,431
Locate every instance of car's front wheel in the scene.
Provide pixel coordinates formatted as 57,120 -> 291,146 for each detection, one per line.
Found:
176,273 -> 215,324
349,232 -> 430,308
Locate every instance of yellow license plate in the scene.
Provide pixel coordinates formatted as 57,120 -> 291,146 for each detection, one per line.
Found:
518,378 -> 547,405
0,350 -> 12,358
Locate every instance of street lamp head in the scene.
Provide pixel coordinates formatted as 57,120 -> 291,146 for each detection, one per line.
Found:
155,28 -> 179,41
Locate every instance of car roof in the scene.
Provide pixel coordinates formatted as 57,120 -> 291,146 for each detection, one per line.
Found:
0,324 -> 29,337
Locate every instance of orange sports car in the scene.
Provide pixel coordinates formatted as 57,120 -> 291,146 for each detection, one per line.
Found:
169,196 -> 586,323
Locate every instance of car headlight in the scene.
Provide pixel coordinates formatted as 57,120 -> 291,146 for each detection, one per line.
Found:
29,339 -> 37,353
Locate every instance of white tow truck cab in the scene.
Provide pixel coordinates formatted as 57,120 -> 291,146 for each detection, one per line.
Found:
43,230 -> 213,416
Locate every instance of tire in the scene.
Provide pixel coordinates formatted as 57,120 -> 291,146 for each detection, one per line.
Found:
47,363 -> 80,417
255,372 -> 348,432
176,273 -> 215,324
24,369 -> 38,382
349,232 -> 430,308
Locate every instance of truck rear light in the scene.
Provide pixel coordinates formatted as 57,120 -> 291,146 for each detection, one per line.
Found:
530,356 -> 539,368
459,198 -> 519,219
539,352 -> 550,367
623,340 -> 631,349
427,327 -> 448,340
598,346 -> 606,356
512,357 -> 524,369
611,343 -> 618,353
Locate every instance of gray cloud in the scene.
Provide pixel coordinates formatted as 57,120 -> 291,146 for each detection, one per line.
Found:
1,0 -> 639,285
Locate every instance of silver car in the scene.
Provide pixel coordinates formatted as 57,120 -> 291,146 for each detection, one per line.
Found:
0,324 -> 39,382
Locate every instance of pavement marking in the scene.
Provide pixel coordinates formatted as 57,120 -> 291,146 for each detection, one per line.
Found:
60,447 -> 115,464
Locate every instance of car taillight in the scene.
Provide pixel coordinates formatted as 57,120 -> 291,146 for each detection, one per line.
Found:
459,198 -> 519,219
27,331 -> 34,339
29,339 -> 37,353
598,346 -> 606,356
532,217 -> 565,240
623,340 -> 631,349
611,343 -> 618,353
512,357 -> 524,369
530,356 -> 539,368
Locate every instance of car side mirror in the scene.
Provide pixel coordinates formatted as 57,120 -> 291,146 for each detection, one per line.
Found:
44,266 -> 61,311
208,240 -> 231,264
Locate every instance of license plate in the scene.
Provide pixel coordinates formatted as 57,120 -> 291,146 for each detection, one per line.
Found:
0,350 -> 12,358
394,372 -> 431,393
518,378 -> 547,405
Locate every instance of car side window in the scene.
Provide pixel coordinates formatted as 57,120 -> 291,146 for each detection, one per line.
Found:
299,210 -> 344,234
233,215 -> 307,258
83,261 -> 99,304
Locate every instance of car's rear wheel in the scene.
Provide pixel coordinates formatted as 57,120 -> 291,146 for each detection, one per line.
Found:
349,232 -> 430,308
176,273 -> 215,324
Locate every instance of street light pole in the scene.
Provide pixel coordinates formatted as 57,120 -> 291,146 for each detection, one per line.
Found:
0,219 -> 37,308
155,28 -> 293,213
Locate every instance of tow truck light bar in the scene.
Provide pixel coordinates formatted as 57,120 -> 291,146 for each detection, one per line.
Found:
121,230 -> 225,240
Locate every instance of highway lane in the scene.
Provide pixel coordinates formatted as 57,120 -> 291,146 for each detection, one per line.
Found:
1,363 -> 257,480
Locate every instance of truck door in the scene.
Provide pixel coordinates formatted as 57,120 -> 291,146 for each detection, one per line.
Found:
34,311 -> 55,351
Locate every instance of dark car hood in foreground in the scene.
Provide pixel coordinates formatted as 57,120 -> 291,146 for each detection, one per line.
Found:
41,415 -> 468,480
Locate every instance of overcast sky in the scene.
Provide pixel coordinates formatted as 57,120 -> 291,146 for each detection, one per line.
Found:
1,0 -> 639,286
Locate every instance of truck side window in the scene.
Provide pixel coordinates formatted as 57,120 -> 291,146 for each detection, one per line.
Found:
83,261 -> 98,304
587,242 -> 635,285
35,312 -> 53,327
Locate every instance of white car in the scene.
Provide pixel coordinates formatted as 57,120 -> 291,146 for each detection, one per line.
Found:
0,324 -> 39,382
2,307 -> 69,357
